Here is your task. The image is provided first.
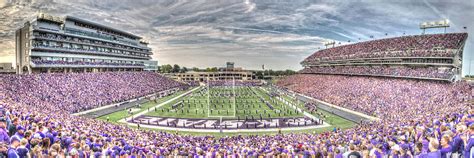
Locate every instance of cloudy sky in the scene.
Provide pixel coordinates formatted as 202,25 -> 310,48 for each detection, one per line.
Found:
0,0 -> 473,74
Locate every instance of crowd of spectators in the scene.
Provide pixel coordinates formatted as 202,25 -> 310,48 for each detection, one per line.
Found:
1,72 -> 186,113
0,72 -> 472,157
303,33 -> 467,62
299,66 -> 454,80
32,59 -> 144,67
276,74 -> 472,120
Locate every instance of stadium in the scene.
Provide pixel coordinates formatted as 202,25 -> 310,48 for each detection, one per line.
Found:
0,1 -> 473,158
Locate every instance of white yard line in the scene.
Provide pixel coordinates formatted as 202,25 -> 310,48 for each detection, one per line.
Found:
258,87 -> 320,121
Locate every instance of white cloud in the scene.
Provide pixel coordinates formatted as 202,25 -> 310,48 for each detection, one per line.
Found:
244,0 -> 255,13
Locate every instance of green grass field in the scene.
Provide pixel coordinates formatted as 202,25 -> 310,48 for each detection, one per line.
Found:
97,86 -> 356,136
145,86 -> 304,119
97,89 -> 190,123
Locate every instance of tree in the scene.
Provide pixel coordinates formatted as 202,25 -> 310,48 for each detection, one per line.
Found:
205,67 -> 218,72
160,64 -> 172,73
254,69 -> 295,79
180,67 -> 188,73
172,64 -> 180,73
268,69 -> 275,76
255,71 -> 263,79
192,67 -> 200,72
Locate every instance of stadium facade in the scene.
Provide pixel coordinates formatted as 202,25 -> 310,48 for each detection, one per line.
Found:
170,71 -> 254,82
168,62 -> 254,82
15,14 -> 153,74
143,60 -> 159,72
300,33 -> 468,82
0,63 -> 15,74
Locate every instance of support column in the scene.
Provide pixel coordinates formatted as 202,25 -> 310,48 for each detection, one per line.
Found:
27,66 -> 32,74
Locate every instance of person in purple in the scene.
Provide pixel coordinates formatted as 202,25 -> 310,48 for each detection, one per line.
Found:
372,144 -> 384,158
16,139 -> 29,158
414,142 -> 425,157
0,118 -> 9,144
440,135 -> 452,158
452,124 -> 466,157
420,138 -> 441,158
7,136 -> 20,158
333,148 -> 342,158
11,126 -> 25,141
462,124 -> 474,158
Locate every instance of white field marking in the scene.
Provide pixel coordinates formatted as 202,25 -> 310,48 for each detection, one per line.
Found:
118,86 -> 202,124
129,108 -> 141,113
207,86 -> 236,118
258,87 -> 320,121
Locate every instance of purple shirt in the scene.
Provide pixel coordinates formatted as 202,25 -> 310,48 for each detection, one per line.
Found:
451,135 -> 463,153
440,146 -> 452,158
0,128 -> 9,143
420,150 -> 441,158
464,135 -> 474,158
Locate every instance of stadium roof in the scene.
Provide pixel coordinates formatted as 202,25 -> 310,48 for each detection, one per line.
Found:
65,16 -> 141,39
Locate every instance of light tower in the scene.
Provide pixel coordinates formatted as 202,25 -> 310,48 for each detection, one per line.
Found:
324,41 -> 336,49
420,19 -> 450,34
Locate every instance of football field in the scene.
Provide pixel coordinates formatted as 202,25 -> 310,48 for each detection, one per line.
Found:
145,86 -> 305,119
98,85 -> 355,135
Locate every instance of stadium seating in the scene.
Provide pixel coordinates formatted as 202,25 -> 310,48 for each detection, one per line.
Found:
300,33 -> 467,81
1,72 -> 187,113
303,33 -> 467,63
276,74 -> 472,118
33,32 -> 148,53
299,66 -> 454,80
